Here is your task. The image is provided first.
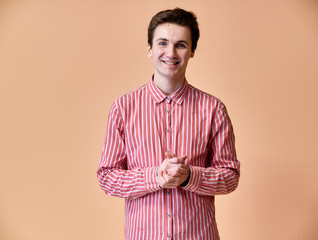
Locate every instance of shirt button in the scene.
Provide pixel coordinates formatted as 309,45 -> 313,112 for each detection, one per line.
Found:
167,234 -> 171,238
167,129 -> 170,133
167,191 -> 170,195
166,109 -> 170,113
168,214 -> 171,217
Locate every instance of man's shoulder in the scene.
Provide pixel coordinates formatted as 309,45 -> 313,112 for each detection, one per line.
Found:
113,83 -> 149,106
188,84 -> 224,106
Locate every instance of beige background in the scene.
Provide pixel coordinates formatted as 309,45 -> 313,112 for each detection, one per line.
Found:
1,0 -> 318,239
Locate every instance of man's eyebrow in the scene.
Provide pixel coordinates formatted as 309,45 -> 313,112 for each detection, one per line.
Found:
156,38 -> 168,42
156,38 -> 189,45
177,40 -> 189,45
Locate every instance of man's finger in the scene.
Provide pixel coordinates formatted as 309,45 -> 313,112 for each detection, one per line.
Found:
167,156 -> 187,164
165,151 -> 176,158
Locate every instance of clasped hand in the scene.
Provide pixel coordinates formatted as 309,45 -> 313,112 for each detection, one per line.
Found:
156,152 -> 190,188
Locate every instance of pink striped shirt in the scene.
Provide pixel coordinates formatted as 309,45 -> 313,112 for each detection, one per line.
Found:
97,79 -> 240,240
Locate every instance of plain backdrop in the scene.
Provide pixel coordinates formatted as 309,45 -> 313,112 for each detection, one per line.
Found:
1,0 -> 318,239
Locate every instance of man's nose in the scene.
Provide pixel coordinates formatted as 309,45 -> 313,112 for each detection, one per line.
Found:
166,45 -> 177,58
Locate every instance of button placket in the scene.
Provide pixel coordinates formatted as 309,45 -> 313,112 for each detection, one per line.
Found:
166,99 -> 172,148
166,101 -> 171,134
165,98 -> 173,239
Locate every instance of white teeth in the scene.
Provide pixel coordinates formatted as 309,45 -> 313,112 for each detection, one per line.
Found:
164,61 -> 178,65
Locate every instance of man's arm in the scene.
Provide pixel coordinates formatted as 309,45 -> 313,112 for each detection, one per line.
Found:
182,103 -> 240,195
97,103 -> 161,199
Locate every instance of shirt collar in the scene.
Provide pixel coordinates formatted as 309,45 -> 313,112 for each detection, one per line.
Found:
148,77 -> 189,105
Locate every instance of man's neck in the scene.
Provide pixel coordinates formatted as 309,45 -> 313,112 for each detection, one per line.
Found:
153,75 -> 185,96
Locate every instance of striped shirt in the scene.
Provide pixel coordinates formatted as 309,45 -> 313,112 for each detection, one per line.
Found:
97,79 -> 240,240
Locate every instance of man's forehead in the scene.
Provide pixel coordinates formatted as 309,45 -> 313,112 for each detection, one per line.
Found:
153,23 -> 191,39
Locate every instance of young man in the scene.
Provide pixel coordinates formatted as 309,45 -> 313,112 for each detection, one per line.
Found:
97,8 -> 240,240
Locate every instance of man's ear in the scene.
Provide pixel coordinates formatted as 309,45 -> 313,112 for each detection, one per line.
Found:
147,44 -> 152,57
190,50 -> 195,58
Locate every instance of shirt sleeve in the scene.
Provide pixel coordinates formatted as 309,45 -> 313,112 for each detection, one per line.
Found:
183,103 -> 240,195
97,102 -> 161,199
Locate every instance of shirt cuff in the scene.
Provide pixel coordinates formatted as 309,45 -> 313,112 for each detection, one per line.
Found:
144,166 -> 161,192
182,165 -> 203,192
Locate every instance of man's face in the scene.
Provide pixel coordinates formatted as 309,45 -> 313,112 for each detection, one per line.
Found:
147,23 -> 194,82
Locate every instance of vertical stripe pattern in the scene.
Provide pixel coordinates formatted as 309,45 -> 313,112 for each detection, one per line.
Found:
97,79 -> 240,240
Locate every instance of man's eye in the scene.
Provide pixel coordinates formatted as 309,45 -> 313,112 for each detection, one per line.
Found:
177,43 -> 186,48
159,42 -> 167,46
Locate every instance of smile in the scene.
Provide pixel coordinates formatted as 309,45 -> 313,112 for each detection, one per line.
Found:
162,60 -> 180,65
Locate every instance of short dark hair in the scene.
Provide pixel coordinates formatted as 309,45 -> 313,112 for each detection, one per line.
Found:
148,8 -> 200,53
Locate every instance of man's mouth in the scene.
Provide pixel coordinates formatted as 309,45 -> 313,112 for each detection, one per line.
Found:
162,60 -> 180,66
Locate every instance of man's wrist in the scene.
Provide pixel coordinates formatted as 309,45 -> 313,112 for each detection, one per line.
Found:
180,166 -> 191,187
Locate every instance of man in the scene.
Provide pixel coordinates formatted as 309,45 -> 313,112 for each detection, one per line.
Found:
97,8 -> 240,240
